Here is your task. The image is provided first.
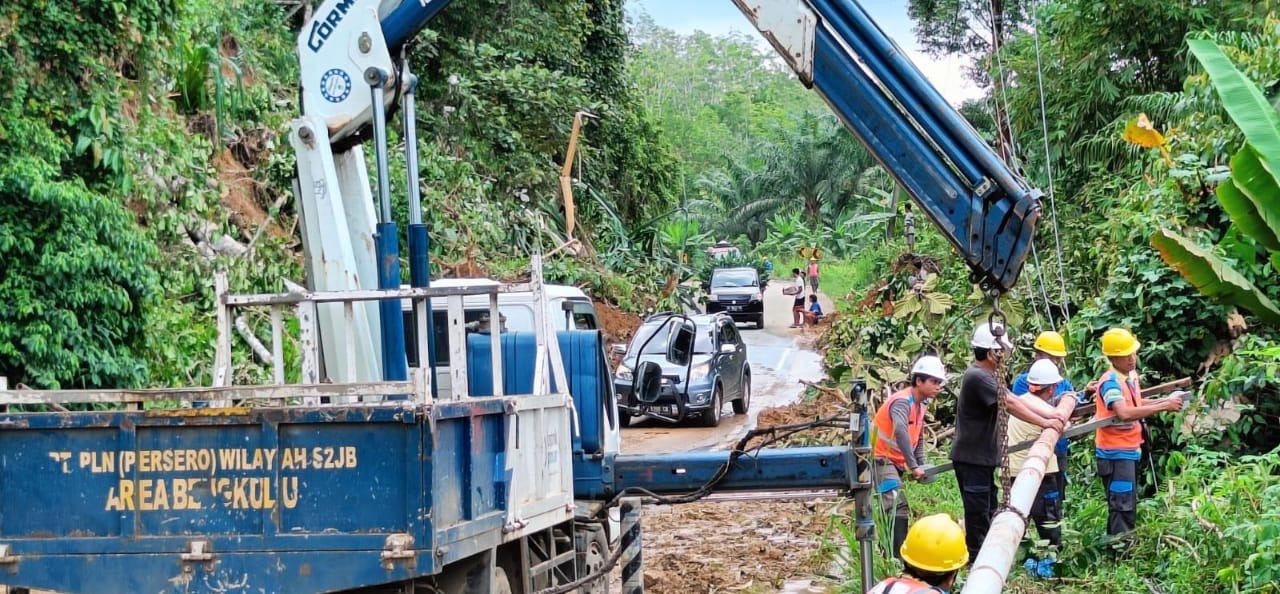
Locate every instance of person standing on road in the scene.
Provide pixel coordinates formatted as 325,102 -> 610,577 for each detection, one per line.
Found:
807,258 -> 821,293
866,514 -> 968,594
1093,328 -> 1183,537
1009,359 -> 1075,578
949,321 -> 1067,561
872,355 -> 948,560
1010,331 -> 1081,504
788,268 -> 806,328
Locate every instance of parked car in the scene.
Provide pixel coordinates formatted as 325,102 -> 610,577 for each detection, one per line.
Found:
704,266 -> 765,328
613,313 -> 750,427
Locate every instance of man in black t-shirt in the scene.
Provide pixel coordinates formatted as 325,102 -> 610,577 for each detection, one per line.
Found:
949,322 -> 1067,561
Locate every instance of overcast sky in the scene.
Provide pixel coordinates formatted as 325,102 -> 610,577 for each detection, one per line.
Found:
626,0 -> 983,105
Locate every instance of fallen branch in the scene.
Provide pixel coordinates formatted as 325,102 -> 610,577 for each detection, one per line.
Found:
243,192 -> 291,258
798,379 -> 849,403
234,315 -> 274,366
1161,534 -> 1201,564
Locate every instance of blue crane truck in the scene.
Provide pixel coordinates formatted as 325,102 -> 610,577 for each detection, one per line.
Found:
0,0 -> 1042,592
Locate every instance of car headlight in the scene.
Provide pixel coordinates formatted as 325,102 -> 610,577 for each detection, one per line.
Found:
616,363 -> 633,381
749,293 -> 762,302
706,294 -> 719,302
688,361 -> 711,381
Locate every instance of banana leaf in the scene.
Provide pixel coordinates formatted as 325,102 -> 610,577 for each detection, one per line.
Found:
1190,40 -> 1280,172
1220,146 -> 1280,250
1152,228 -> 1280,324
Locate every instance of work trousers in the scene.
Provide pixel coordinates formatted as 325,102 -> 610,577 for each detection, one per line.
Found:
1097,457 -> 1138,535
953,462 -> 998,560
1029,471 -> 1062,550
874,459 -> 911,519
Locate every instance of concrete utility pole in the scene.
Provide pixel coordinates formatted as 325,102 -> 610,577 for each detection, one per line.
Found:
961,396 -> 1078,593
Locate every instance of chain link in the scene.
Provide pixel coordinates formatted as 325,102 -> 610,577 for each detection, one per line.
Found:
988,294 -> 1016,505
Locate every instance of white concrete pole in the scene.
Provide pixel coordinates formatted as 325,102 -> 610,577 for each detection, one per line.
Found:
961,395 -> 1078,593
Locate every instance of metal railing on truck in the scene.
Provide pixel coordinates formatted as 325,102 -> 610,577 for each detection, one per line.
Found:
0,255 -> 570,409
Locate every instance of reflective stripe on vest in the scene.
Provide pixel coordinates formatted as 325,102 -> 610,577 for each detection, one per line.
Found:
873,388 -> 925,467
867,577 -> 944,594
1094,369 -> 1144,450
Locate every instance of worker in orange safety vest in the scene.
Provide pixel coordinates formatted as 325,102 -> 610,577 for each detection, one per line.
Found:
1093,328 -> 1184,536
866,514 -> 968,593
872,355 -> 947,561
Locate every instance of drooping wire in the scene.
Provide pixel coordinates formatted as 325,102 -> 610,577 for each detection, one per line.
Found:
1030,0 -> 1071,322
1030,241 -> 1057,329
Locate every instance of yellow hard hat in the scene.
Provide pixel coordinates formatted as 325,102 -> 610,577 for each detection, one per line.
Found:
899,514 -> 969,573
1033,331 -> 1068,357
1100,328 -> 1141,357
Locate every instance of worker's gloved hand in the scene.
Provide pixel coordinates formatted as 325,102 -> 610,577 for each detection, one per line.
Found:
1164,393 -> 1187,412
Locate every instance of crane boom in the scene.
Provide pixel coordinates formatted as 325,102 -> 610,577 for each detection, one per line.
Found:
292,0 -> 1041,386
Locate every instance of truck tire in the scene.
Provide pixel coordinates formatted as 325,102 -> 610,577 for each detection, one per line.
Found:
578,525 -> 610,594
753,314 -> 764,328
700,386 -> 722,427
732,374 -> 750,415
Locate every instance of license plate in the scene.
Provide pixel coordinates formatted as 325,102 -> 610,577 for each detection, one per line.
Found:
649,405 -> 677,416
727,305 -> 743,312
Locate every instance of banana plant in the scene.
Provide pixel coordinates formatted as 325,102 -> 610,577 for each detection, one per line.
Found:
1145,40 -> 1280,325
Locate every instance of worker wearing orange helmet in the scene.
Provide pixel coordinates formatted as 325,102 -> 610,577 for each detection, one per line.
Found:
871,355 -> 947,561
866,514 -> 968,593
1093,328 -> 1184,536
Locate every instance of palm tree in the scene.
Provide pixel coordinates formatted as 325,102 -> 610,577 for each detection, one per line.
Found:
752,113 -> 877,222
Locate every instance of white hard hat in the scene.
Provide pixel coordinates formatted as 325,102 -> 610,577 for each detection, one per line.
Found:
1026,359 -> 1063,386
971,322 -> 1015,350
910,355 -> 947,382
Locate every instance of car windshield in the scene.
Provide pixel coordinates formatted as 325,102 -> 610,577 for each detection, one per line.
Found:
710,269 -> 757,288
629,320 -> 715,358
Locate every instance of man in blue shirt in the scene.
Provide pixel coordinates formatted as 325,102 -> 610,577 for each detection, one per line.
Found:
1010,332 -> 1082,506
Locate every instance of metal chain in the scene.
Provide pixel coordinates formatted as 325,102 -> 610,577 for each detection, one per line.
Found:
987,294 -> 1016,504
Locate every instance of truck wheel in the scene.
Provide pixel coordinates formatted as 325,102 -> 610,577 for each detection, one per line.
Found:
733,375 -> 750,415
618,408 -> 632,428
753,314 -> 764,328
700,386 -> 722,427
579,526 -> 610,594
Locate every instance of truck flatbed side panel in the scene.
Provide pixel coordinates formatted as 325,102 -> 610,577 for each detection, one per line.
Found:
0,403 -> 540,594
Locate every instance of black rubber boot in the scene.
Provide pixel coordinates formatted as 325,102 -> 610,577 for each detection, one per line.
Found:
893,517 -> 910,562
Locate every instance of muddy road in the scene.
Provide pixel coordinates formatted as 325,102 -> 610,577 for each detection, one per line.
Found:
615,283 -> 848,593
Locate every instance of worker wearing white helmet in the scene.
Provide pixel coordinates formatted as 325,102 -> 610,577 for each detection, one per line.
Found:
1009,359 -> 1075,579
871,354 -> 948,561
949,321 -> 1069,561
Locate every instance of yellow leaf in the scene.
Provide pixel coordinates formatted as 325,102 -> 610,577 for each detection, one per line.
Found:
1122,113 -> 1167,149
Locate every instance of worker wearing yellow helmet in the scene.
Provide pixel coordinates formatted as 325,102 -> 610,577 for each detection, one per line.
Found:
866,514 -> 968,593
1093,328 -> 1184,536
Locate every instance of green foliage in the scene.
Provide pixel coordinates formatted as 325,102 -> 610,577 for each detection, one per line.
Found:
0,133 -> 158,389
1197,336 -> 1280,452
1052,447 -> 1280,592
1147,39 -> 1280,325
